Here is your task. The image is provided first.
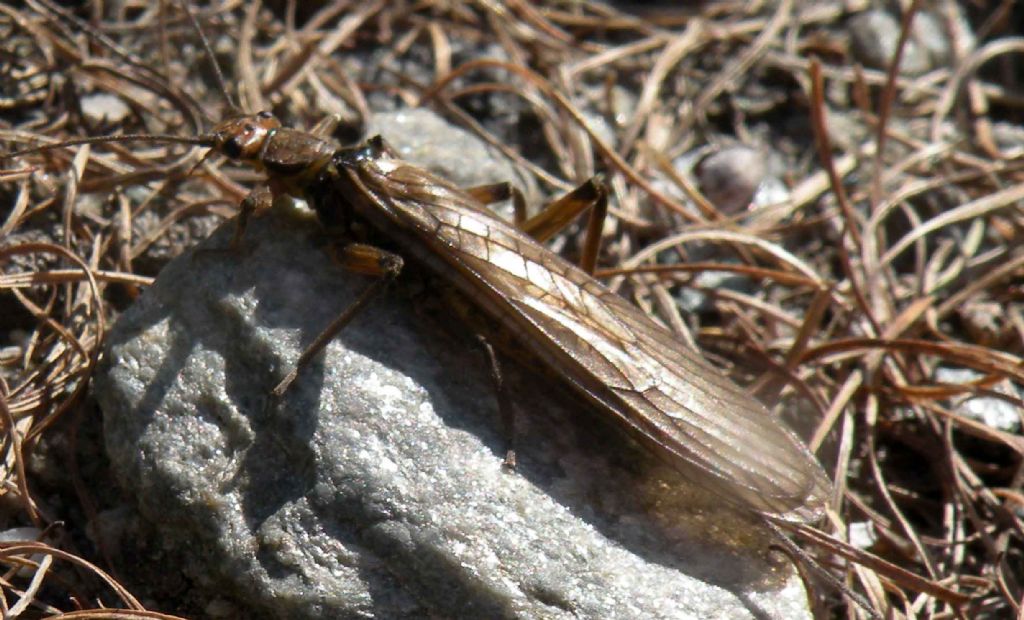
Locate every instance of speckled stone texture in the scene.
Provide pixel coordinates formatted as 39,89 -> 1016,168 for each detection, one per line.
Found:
94,211 -> 811,619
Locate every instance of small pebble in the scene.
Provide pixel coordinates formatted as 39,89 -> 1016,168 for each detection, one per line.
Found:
694,145 -> 767,214
934,367 -> 1022,433
848,9 -> 931,75
911,11 -> 952,67
848,521 -> 878,550
80,93 -> 131,126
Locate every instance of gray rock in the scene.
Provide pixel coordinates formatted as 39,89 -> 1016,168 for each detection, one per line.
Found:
676,269 -> 756,315
367,109 -> 529,193
911,11 -> 952,68
80,92 -> 132,126
94,209 -> 814,619
934,368 -> 1022,433
695,145 -> 768,215
365,108 -> 538,219
753,174 -> 790,210
848,9 -> 932,75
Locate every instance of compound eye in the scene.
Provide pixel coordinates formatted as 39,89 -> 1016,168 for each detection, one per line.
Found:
223,137 -> 243,159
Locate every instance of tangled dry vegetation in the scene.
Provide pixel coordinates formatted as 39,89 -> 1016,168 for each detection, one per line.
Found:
0,1 -> 1022,618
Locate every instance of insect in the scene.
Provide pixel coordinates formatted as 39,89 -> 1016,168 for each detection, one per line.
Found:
7,4 -> 831,525
194,109 -> 833,524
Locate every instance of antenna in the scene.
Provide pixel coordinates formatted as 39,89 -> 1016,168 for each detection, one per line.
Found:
177,0 -> 240,114
6,134 -> 212,160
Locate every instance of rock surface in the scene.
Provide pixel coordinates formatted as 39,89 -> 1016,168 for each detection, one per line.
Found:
93,109 -> 814,619
365,109 -> 527,192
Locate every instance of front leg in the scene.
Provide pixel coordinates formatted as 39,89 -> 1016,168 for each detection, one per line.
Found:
192,184 -> 274,261
230,184 -> 274,251
309,114 -> 342,139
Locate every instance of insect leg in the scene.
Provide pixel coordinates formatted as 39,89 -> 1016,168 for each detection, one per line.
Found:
230,185 -> 273,251
309,114 -> 342,139
192,185 -> 273,261
464,179 -> 609,273
271,243 -> 404,397
477,335 -> 518,469
464,182 -> 528,227
576,180 -> 608,275
520,178 -> 608,274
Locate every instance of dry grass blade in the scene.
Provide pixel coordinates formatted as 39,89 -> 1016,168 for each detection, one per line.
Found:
0,542 -> 144,610
422,59 -> 693,217
784,521 -> 973,608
